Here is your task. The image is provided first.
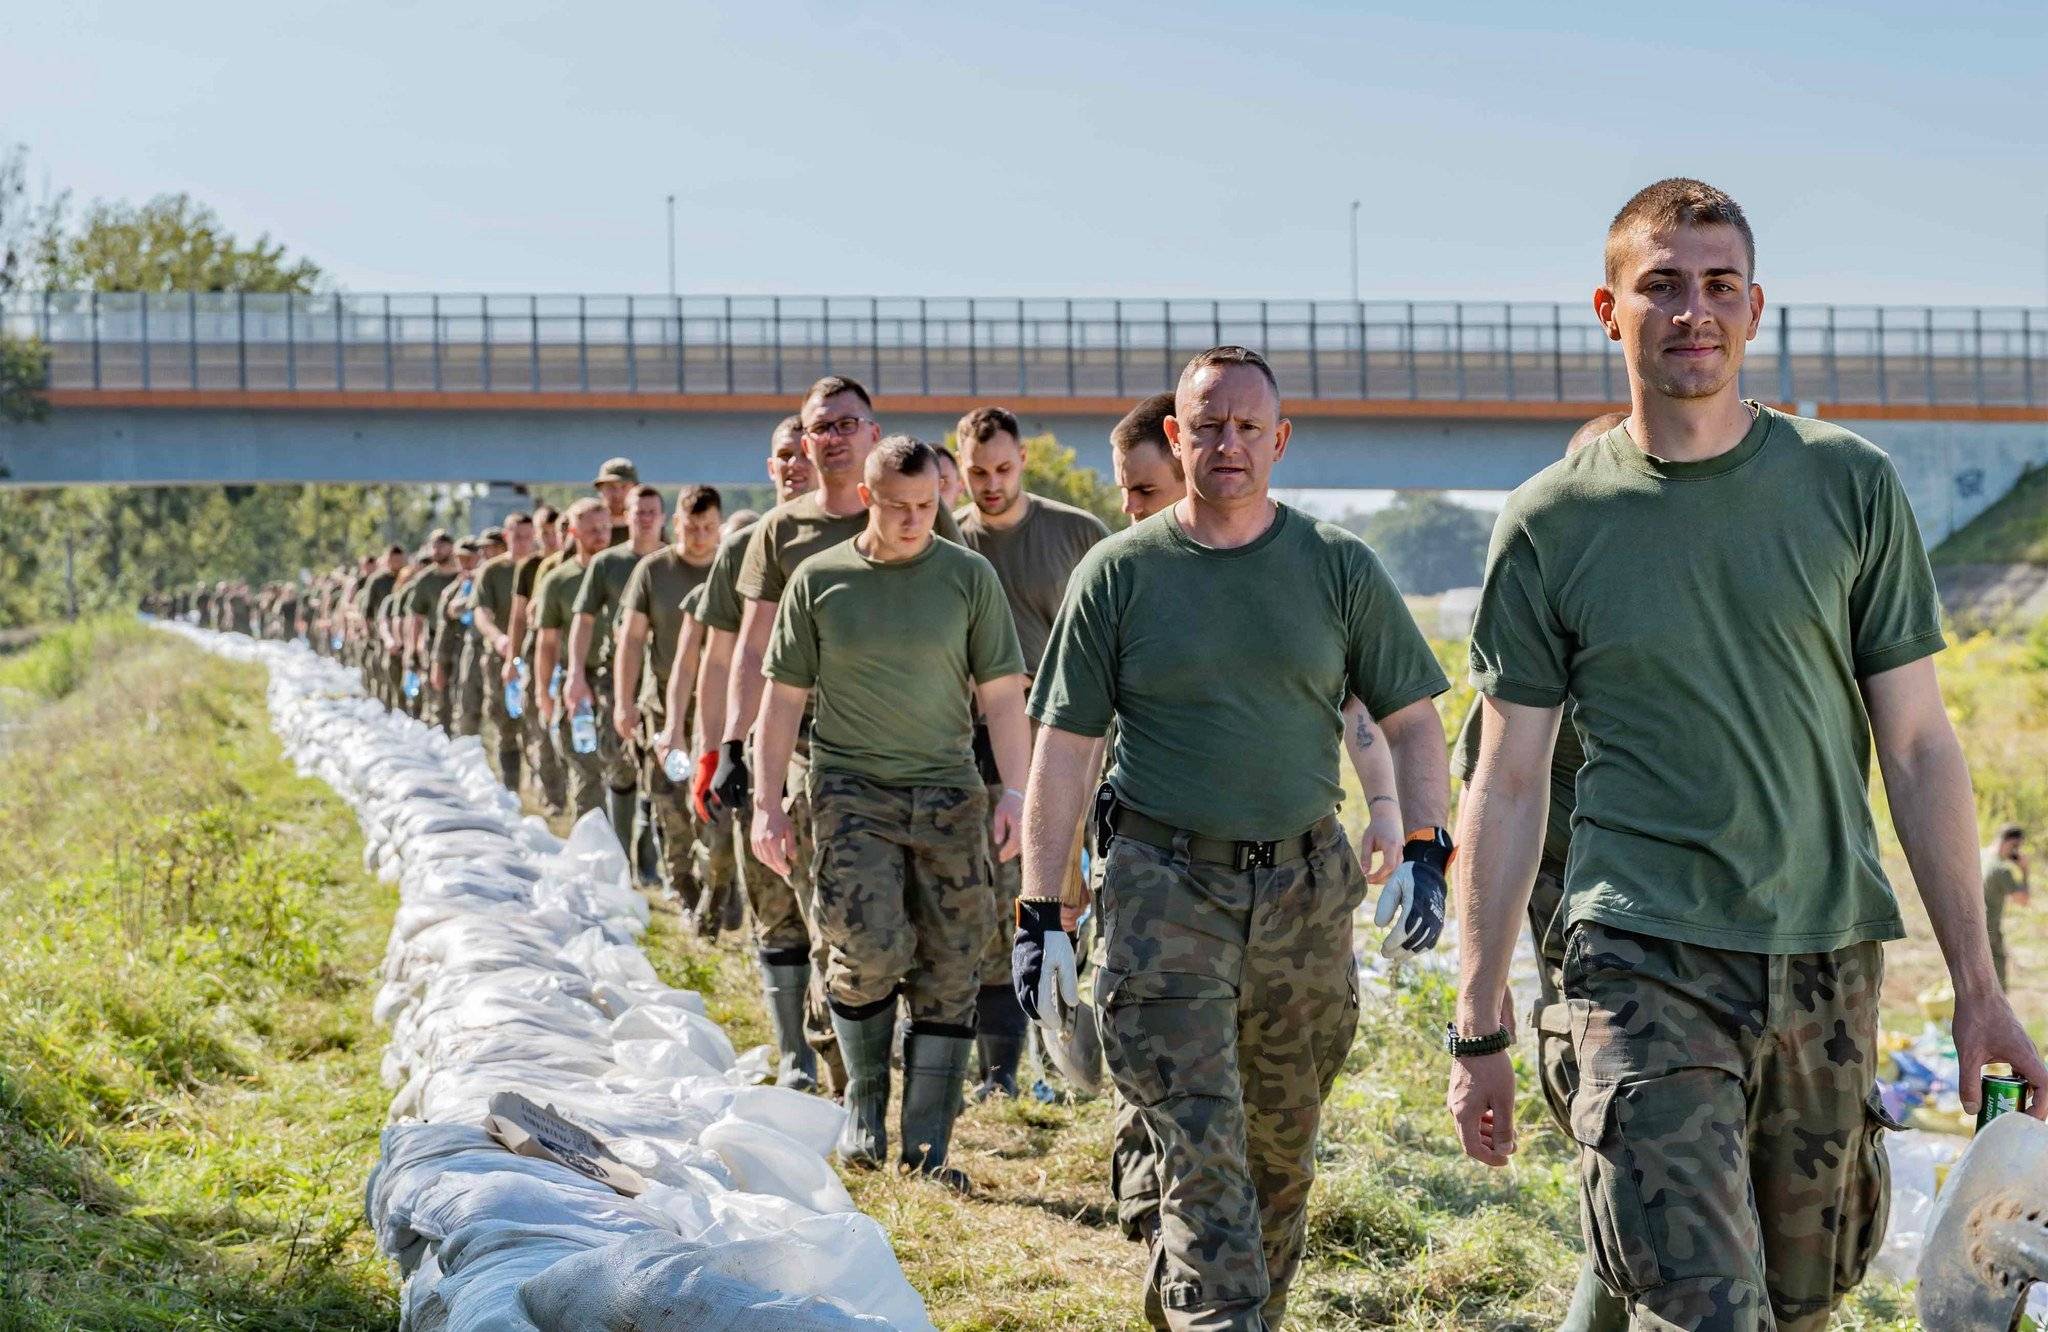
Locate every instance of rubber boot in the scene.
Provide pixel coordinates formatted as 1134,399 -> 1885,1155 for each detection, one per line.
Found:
899,1027 -> 975,1193
973,984 -> 1027,1100
605,786 -> 638,861
831,1004 -> 896,1168
634,793 -> 661,888
760,958 -> 819,1092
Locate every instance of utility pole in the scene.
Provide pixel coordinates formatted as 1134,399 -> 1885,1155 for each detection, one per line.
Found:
666,194 -> 678,301
1349,199 -> 1361,306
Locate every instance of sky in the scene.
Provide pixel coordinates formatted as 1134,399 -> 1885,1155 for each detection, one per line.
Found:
5,0 -> 2046,309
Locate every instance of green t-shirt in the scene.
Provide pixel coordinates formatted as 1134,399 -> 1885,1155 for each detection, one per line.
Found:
476,555 -> 517,647
405,568 -> 457,621
572,545 -> 653,670
1451,699 -> 1585,873
694,520 -> 760,635
623,546 -> 714,711
737,491 -> 964,606
954,494 -> 1110,675
1469,405 -> 1943,954
431,577 -> 470,664
765,537 -> 1024,789
363,570 -> 396,619
1031,503 -> 1448,842
536,553 -> 597,670
1983,856 -> 2023,904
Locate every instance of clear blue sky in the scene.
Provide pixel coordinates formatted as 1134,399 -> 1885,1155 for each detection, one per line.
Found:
5,0 -> 2045,307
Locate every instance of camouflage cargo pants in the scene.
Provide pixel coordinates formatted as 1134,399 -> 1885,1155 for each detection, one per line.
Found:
429,657 -> 457,733
808,770 -> 994,1031
478,645 -> 521,790
1565,923 -> 1896,1332
1095,818 -> 1363,1332
524,680 -> 566,814
454,638 -> 485,737
636,712 -> 702,910
554,676 -> 634,821
783,753 -> 845,1089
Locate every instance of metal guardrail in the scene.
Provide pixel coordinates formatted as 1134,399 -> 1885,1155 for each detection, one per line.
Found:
4,292 -> 2044,407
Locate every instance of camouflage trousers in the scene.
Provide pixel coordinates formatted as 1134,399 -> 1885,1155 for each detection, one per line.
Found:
524,680 -> 567,815
636,716 -> 704,912
478,645 -> 522,791
429,659 -> 457,734
453,638 -> 485,738
1565,923 -> 1895,1332
808,770 -> 994,1032
1095,818 -> 1363,1332
553,676 -> 636,822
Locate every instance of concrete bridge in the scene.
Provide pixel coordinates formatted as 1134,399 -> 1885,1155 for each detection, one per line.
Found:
3,292 -> 2044,543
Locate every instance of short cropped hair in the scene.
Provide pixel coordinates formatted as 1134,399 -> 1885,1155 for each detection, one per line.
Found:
1605,178 -> 1756,285
865,435 -> 937,484
1176,345 -> 1280,408
806,375 -> 873,411
1567,412 -> 1629,456
565,497 -> 605,521
1997,823 -> 2026,842
532,503 -> 558,524
957,406 -> 1021,447
772,414 -> 804,446
679,484 -> 722,517
630,483 -> 664,504
505,510 -> 534,528
1113,391 -> 1177,456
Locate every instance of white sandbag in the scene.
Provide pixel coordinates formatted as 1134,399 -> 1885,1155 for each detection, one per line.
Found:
701,1117 -> 855,1215
609,1004 -> 738,1072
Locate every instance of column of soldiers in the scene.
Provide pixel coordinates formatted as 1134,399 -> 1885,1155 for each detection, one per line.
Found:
152,174 -> 2048,1332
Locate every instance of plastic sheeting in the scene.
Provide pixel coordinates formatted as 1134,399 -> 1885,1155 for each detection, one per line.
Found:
164,626 -> 936,1332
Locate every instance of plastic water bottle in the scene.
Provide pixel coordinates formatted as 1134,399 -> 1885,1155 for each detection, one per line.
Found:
330,633 -> 342,651
503,668 -> 525,720
571,702 -> 599,754
549,664 -> 564,701
403,668 -> 421,700
458,579 -> 474,627
663,748 -> 689,784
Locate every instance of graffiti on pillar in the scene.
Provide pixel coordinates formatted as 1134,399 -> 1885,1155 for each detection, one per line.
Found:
1954,467 -> 1984,500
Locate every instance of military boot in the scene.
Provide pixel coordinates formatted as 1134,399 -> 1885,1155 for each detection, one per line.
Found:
831,1003 -> 896,1167
760,957 -> 819,1092
973,984 -> 1027,1100
900,1026 -> 975,1193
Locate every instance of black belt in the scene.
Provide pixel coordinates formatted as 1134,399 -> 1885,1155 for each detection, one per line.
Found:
1111,807 -> 1325,871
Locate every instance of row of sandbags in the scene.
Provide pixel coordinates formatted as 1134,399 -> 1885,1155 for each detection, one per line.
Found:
163,625 -> 937,1332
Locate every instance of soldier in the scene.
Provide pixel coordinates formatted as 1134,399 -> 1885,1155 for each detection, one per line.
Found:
952,404 -> 1111,1098
533,499 -> 616,821
1112,392 -> 1183,524
613,484 -> 722,915
404,531 -> 461,731
430,537 -> 484,736
1451,179 -> 2048,1330
751,436 -> 1029,1189
1983,823 -> 2030,992
1016,345 -> 1453,1330
594,457 -> 637,548
678,416 -> 817,1086
381,558 -> 422,714
565,485 -> 666,851
932,441 -> 967,510
359,546 -> 404,707
1446,412 -> 1629,1332
702,378 -> 967,1094
509,505 -> 568,813
475,513 -> 537,791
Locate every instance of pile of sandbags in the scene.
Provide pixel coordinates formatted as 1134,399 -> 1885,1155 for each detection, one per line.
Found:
163,626 -> 936,1332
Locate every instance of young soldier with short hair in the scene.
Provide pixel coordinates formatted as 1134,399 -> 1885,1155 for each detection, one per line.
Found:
752,436 -> 1029,1190
475,512 -> 536,791
563,486 -> 665,845
532,499 -> 615,820
1452,179 -> 2048,1330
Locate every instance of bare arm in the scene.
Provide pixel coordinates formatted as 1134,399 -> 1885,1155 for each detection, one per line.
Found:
1865,657 -> 2048,1114
534,628 -> 562,724
405,611 -> 426,662
474,602 -> 508,656
974,674 -> 1033,862
1023,726 -> 1105,906
659,614 -> 706,753
747,680 -> 811,877
1378,696 -> 1451,833
614,612 -> 649,707
722,600 -> 775,744
694,626 -> 735,752
565,613 -> 597,695
1343,698 -> 1402,884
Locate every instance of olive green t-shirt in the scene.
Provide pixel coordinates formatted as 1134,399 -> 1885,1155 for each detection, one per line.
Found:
520,550 -> 566,659
363,570 -> 397,620
572,544 -> 653,670
1983,858 -> 2023,904
737,491 -> 964,606
1031,503 -> 1448,842
405,568 -> 456,621
1451,699 -> 1586,873
476,555 -> 517,647
1469,405 -> 1943,954
622,546 -> 714,710
693,519 -> 760,635
536,553 -> 597,670
765,537 -> 1024,789
954,494 -> 1111,674
430,577 -> 469,664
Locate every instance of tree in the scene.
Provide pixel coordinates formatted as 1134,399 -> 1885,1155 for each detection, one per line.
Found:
0,143 -> 55,425
1017,432 -> 1122,527
1356,491 -> 1492,596
45,193 -> 321,294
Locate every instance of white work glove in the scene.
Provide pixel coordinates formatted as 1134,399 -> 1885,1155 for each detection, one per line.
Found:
1373,830 -> 1451,960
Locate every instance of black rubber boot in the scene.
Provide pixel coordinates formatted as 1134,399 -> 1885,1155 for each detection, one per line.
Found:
900,1026 -> 975,1193
760,956 -> 819,1092
973,984 -> 1027,1100
634,793 -> 661,887
831,1002 -> 896,1167
605,786 -> 638,861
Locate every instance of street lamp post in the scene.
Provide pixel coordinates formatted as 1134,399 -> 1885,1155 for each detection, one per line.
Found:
1349,199 -> 1361,306
666,194 -> 677,301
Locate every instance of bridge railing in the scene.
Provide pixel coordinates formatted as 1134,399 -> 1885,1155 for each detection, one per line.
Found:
4,292 -> 2044,406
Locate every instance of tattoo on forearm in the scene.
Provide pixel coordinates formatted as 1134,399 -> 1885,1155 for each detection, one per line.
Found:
1355,716 -> 1374,748
1369,794 -> 1397,808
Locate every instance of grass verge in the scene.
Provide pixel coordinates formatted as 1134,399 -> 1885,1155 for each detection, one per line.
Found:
0,620 -> 397,1330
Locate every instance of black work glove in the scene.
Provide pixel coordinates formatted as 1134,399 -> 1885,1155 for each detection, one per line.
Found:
707,738 -> 751,818
1373,827 -> 1452,960
1012,898 -> 1078,1024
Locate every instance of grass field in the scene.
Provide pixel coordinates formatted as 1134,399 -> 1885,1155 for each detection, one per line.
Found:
2,619 -> 2038,1329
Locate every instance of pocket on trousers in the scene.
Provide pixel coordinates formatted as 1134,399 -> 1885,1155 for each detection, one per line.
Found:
1095,965 -> 1237,1108
1834,1088 -> 1901,1296
1569,1081 -> 1661,1296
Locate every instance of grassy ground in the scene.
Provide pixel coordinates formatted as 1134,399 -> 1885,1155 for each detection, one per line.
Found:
0,621 -> 397,1329
1932,463 -> 2048,566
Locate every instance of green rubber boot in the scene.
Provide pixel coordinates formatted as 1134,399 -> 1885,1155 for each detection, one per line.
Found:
830,1005 -> 895,1167
899,1028 -> 975,1193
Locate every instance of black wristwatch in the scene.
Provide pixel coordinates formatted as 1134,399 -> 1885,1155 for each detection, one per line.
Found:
1444,1022 -> 1513,1058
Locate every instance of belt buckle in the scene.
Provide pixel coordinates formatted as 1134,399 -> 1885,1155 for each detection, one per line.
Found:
1234,840 -> 1276,871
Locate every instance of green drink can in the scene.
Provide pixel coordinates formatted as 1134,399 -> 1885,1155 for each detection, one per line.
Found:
1977,1073 -> 2029,1131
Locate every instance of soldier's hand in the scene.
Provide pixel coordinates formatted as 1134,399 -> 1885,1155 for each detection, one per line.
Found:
690,750 -> 721,823
1448,1048 -> 1518,1166
564,674 -> 594,713
500,656 -> 520,685
1361,795 -> 1402,884
708,739 -> 750,817
750,801 -> 794,879
1953,987 -> 2048,1120
1374,828 -> 1452,960
1012,898 -> 1076,1023
613,699 -> 637,743
990,788 -> 1024,863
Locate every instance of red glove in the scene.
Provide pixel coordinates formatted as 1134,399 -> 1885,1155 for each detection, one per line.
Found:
691,749 -> 720,823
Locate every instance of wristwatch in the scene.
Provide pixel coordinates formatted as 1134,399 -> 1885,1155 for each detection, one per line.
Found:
1444,1022 -> 1513,1058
